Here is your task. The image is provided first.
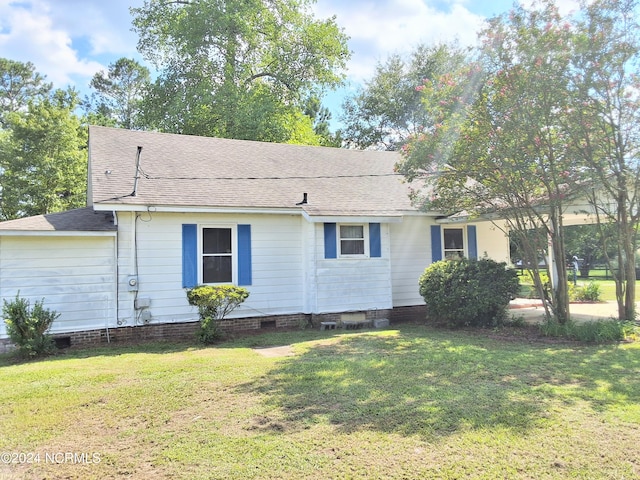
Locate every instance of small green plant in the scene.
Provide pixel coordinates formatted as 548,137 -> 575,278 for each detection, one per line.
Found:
569,281 -> 601,302
419,258 -> 520,327
539,317 -> 631,343
297,317 -> 312,330
3,294 -> 59,357
186,285 -> 249,344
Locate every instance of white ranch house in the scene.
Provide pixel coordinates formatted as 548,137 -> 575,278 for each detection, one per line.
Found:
0,126 -> 510,347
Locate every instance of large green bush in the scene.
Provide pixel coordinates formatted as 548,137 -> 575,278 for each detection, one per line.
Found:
3,294 -> 59,356
186,285 -> 249,343
419,258 -> 520,327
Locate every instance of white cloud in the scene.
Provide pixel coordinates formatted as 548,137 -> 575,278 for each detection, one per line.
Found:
45,0 -> 142,56
0,0 -> 141,89
0,0 -> 587,101
313,0 -> 485,82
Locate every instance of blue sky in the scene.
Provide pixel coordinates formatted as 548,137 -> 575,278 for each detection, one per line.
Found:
0,0 -> 579,122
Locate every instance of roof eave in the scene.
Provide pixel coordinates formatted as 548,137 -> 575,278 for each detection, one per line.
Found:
0,230 -> 117,237
92,203 -> 305,216
302,211 -> 405,223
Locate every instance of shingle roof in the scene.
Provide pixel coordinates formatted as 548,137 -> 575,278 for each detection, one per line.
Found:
0,207 -> 116,232
88,126 -> 419,217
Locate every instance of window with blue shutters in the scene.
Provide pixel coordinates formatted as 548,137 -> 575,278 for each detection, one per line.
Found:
324,222 -> 382,258
182,224 -> 252,287
431,225 -> 478,262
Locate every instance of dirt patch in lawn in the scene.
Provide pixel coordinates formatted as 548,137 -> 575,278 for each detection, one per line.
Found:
252,345 -> 296,357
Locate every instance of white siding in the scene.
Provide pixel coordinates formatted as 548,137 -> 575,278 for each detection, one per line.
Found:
314,223 -> 392,313
475,221 -> 511,263
0,212 -> 513,338
115,213 -> 395,326
390,216 -> 431,307
0,236 -> 116,338
114,212 -> 306,327
389,218 -> 512,308
301,219 -> 317,314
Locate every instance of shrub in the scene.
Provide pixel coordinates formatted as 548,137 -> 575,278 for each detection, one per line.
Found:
419,258 -> 520,327
186,285 -> 249,344
540,317 -> 633,343
568,281 -> 601,302
3,294 -> 59,357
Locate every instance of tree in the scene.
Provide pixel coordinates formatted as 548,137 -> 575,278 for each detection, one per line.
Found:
400,0 -> 640,322
398,1 -> 578,323
0,88 -> 87,220
0,58 -> 52,126
304,96 -> 342,147
86,57 -> 151,130
131,0 -> 349,143
566,0 -> 640,320
341,43 -> 470,150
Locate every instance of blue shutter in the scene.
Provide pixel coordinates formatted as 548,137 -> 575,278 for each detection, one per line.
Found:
467,225 -> 478,260
182,224 -> 198,288
324,223 -> 337,259
238,224 -> 252,286
369,223 -> 381,258
431,225 -> 442,262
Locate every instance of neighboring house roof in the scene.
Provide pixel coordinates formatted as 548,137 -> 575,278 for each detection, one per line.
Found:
0,207 -> 116,234
88,126 -> 422,218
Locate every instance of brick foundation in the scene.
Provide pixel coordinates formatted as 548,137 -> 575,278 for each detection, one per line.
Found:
389,305 -> 427,323
0,306 -> 426,351
42,313 -> 312,349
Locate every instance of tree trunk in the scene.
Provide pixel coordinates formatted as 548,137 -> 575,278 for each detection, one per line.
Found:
550,208 -> 570,324
622,223 -> 637,321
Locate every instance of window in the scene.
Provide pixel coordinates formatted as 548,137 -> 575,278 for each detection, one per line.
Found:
443,228 -> 464,260
339,224 -> 366,256
202,227 -> 233,283
323,223 -> 381,259
430,225 -> 477,263
182,224 -> 251,288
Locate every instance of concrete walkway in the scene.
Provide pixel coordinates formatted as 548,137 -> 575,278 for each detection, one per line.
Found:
509,298 -> 639,323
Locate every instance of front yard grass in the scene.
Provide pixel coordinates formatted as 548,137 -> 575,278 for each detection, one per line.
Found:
593,280 -> 640,303
519,278 -> 640,303
1,325 -> 639,479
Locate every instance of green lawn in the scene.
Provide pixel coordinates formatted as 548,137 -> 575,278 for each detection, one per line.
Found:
591,280 -> 640,302
1,325 -> 639,479
518,276 -> 640,302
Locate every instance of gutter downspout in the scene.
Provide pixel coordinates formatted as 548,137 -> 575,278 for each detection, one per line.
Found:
108,211 -> 120,343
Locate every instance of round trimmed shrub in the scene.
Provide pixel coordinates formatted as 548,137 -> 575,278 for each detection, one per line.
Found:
419,258 -> 520,327
186,285 -> 249,344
